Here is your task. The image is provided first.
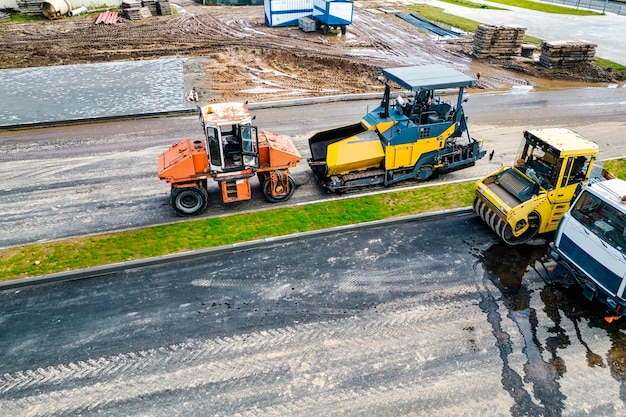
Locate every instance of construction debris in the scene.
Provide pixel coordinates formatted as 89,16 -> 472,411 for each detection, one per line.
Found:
95,11 -> 119,25
472,24 -> 526,59
539,40 -> 597,68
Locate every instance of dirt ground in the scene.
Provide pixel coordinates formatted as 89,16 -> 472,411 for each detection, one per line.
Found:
0,1 -> 621,103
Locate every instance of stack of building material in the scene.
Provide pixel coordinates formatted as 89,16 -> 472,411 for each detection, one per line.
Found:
142,0 -> 158,16
95,10 -> 119,25
156,0 -> 172,15
121,0 -> 144,20
539,40 -> 597,68
0,11 -> 10,21
472,24 -> 526,59
16,0 -> 44,15
139,6 -> 152,18
298,16 -> 316,32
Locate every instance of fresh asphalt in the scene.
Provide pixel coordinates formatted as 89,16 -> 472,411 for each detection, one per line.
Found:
1,2 -> 624,288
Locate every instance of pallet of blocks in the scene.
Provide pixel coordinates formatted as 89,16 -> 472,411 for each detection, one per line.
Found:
472,24 -> 526,59
539,40 -> 597,68
142,0 -> 158,16
121,0 -> 144,20
299,17 -> 316,33
156,0 -> 172,15
16,0 -> 43,15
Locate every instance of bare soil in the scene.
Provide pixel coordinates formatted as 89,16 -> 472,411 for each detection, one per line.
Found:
0,1 -> 621,103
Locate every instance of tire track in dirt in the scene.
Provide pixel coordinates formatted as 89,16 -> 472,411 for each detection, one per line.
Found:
0,5 -> 531,102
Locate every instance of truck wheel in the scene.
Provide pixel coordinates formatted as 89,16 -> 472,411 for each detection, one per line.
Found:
170,186 -> 208,216
323,24 -> 330,35
263,176 -> 296,203
341,25 -> 346,35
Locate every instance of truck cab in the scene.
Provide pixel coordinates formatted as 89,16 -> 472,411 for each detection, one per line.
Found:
549,179 -> 626,319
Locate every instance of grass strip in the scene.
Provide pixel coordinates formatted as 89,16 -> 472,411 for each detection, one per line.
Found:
2,159 -> 624,282
0,182 -> 476,282
448,0 -> 602,15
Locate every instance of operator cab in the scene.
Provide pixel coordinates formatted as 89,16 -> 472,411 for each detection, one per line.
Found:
200,103 -> 260,173
515,130 -> 593,192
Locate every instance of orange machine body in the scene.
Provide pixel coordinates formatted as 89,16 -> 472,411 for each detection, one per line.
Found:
157,102 -> 301,215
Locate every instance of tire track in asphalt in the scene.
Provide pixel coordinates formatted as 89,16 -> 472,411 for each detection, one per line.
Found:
1,291 -> 502,416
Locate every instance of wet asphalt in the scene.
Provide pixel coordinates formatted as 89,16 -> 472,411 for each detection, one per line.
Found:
1,212 -> 625,416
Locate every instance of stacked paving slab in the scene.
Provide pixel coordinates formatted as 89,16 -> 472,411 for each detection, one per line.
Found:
121,0 -> 172,20
16,0 -> 44,15
156,0 -> 172,15
472,24 -> 526,59
539,40 -> 597,68
121,1 -> 143,20
142,0 -> 158,16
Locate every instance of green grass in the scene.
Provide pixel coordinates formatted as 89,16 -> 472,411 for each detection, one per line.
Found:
439,0 -> 507,10
0,182 -> 475,282
3,158 -> 626,282
408,4 -> 543,45
604,160 -> 626,178
477,0 -> 601,15
594,57 -> 626,72
409,3 -> 623,69
7,14 -> 47,23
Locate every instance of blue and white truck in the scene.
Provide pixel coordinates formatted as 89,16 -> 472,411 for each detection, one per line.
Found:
312,0 -> 354,35
548,178 -> 626,321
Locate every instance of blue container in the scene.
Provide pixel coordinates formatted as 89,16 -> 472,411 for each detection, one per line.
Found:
312,0 -> 353,26
264,0 -> 314,27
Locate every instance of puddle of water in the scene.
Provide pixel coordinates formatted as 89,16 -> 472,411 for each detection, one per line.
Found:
476,242 -> 626,414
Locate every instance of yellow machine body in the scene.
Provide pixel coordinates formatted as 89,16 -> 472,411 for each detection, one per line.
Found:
325,129 -> 385,176
307,65 -> 486,192
473,128 -> 603,244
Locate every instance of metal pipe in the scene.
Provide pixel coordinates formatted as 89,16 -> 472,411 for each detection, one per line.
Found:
68,6 -> 88,16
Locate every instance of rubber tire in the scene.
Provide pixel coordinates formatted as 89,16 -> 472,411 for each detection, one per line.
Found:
170,186 -> 208,216
341,25 -> 346,35
263,176 -> 296,203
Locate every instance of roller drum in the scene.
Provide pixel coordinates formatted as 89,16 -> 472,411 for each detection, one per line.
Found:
473,196 -> 536,245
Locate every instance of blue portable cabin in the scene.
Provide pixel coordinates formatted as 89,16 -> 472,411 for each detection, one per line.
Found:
312,0 -> 353,34
264,0 -> 314,27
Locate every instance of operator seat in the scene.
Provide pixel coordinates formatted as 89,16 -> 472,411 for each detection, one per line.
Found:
427,103 -> 453,123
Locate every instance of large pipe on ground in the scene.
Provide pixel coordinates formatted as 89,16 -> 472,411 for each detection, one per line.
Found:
41,0 -> 72,19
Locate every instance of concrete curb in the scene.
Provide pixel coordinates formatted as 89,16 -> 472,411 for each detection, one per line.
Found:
0,207 -> 474,291
0,93 -> 384,131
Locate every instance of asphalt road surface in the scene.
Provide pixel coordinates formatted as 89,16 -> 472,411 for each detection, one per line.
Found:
1,86 -> 625,248
1,213 -> 625,416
